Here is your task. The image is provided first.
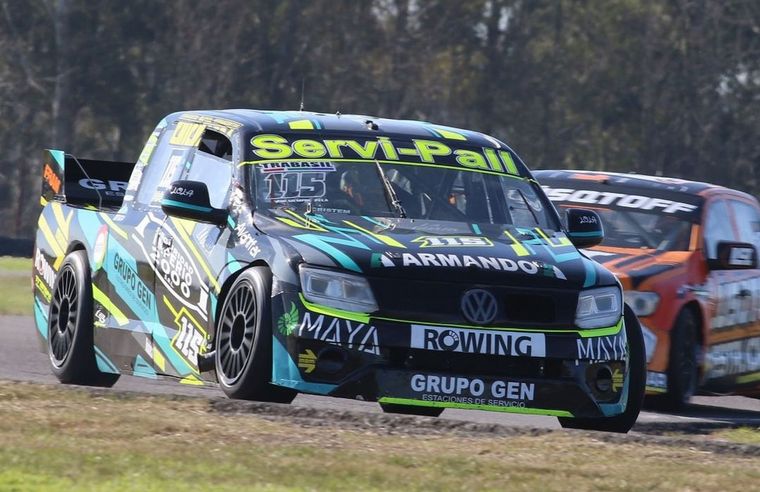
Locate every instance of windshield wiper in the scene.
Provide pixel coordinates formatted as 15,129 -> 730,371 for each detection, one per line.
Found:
515,189 -> 541,226
375,161 -> 407,218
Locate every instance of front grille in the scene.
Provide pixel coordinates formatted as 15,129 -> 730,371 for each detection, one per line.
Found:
370,276 -> 577,328
389,348 -> 564,379
503,294 -> 556,323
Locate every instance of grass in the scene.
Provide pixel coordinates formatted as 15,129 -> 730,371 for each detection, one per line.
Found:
711,427 -> 760,445
0,256 -> 32,316
0,382 -> 759,491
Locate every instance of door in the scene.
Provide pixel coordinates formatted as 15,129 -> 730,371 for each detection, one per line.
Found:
703,197 -> 760,390
708,199 -> 760,391
152,128 -> 235,380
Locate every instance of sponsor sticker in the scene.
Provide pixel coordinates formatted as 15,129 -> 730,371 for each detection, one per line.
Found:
249,134 -> 522,176
92,225 -> 108,271
78,178 -> 128,197
235,223 -> 261,257
297,311 -> 379,355
576,333 -> 627,361
412,236 -> 493,248
259,161 -> 336,173
646,371 -> 668,392
706,337 -> 760,379
372,252 -> 566,279
411,325 -> 546,357
171,309 -> 207,369
34,249 -> 56,289
542,186 -> 698,215
409,373 -> 535,407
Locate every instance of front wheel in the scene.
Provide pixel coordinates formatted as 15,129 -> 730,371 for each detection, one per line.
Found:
47,250 -> 119,387
215,267 -> 296,403
558,305 -> 646,433
656,309 -> 698,411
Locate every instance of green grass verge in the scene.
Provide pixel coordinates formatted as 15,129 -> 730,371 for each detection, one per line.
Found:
0,256 -> 32,316
713,427 -> 760,445
0,382 -> 759,491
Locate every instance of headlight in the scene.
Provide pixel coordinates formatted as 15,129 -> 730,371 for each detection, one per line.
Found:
299,266 -> 378,313
576,286 -> 622,329
625,291 -> 660,317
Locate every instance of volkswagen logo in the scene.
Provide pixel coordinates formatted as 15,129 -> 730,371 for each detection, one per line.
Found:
460,289 -> 498,325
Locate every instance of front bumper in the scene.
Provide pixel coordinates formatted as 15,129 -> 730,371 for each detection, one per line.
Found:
271,291 -> 630,419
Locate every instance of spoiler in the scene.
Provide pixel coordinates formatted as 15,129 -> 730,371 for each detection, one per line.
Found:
41,149 -> 136,209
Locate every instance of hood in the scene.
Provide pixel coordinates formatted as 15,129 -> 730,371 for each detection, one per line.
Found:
256,210 -> 617,291
584,246 -> 692,289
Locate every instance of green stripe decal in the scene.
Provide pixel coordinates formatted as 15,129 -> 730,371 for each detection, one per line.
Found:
378,397 -> 573,417
370,315 -> 623,338
92,285 -> 129,326
299,298 -> 624,338
299,294 -> 370,324
568,231 -> 603,237
161,199 -> 213,213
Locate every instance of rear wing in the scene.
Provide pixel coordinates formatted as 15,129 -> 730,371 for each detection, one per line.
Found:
41,149 -> 136,210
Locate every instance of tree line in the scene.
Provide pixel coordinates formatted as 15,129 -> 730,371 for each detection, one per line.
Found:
1,0 -> 758,239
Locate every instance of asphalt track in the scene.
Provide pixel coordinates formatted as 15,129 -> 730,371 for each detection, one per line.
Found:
3,315 -> 760,433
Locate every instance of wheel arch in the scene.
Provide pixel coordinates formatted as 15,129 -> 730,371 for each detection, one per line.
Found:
680,300 -> 705,375
212,259 -> 272,338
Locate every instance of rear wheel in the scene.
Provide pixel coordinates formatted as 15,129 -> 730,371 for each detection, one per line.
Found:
215,267 -> 296,403
48,250 -> 119,387
558,305 -> 646,433
380,403 -> 444,417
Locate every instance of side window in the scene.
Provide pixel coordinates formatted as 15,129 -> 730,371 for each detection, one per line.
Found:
135,123 -> 189,207
703,199 -> 736,259
183,150 -> 233,209
730,200 -> 760,252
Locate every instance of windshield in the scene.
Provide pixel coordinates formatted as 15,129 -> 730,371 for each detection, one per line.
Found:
558,204 -> 693,251
250,161 -> 559,229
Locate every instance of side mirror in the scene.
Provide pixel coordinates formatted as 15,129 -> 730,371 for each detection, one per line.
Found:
710,241 -> 758,270
161,180 -> 227,225
566,208 -> 604,248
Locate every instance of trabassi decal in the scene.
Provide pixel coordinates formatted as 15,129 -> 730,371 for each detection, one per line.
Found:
247,134 -> 523,176
297,311 -> 380,355
371,252 -> 567,279
411,325 -> 546,357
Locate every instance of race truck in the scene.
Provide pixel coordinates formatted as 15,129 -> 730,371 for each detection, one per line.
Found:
535,170 -> 760,409
33,110 -> 645,432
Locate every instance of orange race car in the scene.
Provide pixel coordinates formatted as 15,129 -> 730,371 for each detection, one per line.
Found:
534,170 -> 760,408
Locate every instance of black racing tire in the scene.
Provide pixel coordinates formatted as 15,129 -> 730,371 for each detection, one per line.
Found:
656,309 -> 699,411
47,250 -> 120,387
558,305 -> 646,433
380,403 -> 444,417
215,267 -> 296,403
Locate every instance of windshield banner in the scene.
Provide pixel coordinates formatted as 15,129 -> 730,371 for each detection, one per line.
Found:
541,184 -> 702,220
244,134 -> 525,177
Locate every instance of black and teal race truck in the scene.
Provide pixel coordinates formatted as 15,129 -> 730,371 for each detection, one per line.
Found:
33,109 -> 645,432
